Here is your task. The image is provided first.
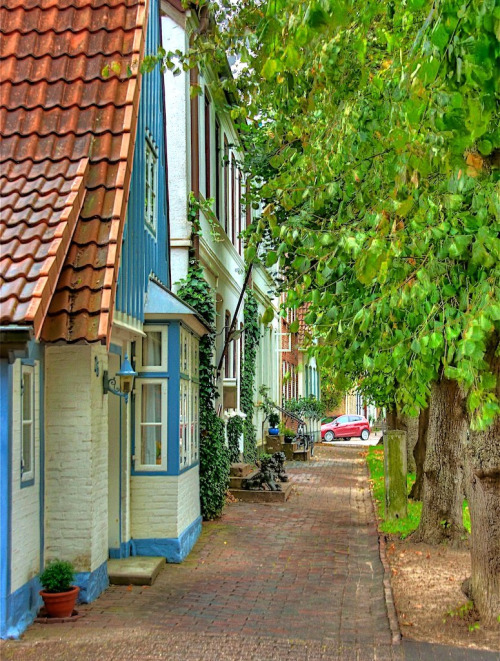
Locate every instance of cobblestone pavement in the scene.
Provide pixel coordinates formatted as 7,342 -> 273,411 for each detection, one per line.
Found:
2,447 -> 497,661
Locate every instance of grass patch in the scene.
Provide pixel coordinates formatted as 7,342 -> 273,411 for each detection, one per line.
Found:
366,446 -> 420,538
366,446 -> 471,538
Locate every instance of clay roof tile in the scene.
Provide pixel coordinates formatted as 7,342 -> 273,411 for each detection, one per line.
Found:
0,0 -> 147,343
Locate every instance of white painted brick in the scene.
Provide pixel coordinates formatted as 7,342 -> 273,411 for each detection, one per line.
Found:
130,463 -> 200,541
44,345 -> 108,573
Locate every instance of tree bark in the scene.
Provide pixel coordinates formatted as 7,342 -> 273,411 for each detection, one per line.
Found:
409,406 -> 429,501
412,378 -> 467,546
402,414 -> 419,474
463,341 -> 500,626
386,408 -> 405,431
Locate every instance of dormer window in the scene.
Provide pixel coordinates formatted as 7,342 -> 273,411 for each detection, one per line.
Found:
145,135 -> 158,236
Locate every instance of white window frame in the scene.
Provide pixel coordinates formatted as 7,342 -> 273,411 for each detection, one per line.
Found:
21,364 -> 35,484
134,378 -> 168,472
145,136 -> 158,237
137,326 -> 168,372
179,325 -> 200,469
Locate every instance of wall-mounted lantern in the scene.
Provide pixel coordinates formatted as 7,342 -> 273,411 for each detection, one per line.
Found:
103,354 -> 137,403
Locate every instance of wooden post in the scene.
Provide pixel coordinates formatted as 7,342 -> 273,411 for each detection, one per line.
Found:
384,430 -> 408,520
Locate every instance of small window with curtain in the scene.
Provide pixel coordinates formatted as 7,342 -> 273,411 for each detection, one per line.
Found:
21,364 -> 35,484
138,327 -> 168,372
179,326 -> 200,469
135,379 -> 168,470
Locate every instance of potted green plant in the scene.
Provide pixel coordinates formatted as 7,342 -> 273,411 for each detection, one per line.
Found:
39,560 -> 79,618
282,427 -> 296,443
268,412 -> 280,435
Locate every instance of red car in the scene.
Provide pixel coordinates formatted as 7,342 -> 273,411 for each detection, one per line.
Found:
321,415 -> 371,442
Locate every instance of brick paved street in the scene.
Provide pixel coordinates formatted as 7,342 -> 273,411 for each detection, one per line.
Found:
2,446 -> 497,660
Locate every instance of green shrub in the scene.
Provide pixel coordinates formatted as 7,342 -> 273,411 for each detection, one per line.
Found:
177,261 -> 230,520
39,560 -> 74,593
227,414 -> 244,464
241,291 -> 260,463
268,412 -> 280,427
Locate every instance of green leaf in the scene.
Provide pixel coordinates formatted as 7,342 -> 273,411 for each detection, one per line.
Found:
261,306 -> 274,325
261,58 -> 279,80
304,310 -> 317,325
265,251 -> 278,267
289,320 -> 300,333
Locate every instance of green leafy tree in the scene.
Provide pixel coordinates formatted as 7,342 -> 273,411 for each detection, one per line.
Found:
178,0 -> 500,623
158,0 -> 499,624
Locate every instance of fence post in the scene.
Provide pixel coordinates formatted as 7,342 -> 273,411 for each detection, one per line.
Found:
384,430 -> 408,520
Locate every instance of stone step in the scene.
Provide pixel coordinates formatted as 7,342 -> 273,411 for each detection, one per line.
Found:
265,435 -> 284,453
282,442 -> 299,460
229,469 -> 260,489
108,556 -> 164,586
229,462 -> 255,477
293,449 -> 311,462
229,480 -> 294,503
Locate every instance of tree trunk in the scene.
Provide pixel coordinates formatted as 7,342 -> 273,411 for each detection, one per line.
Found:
409,406 -> 429,501
463,342 -> 500,626
386,408 -> 405,431
413,378 -> 467,546
402,414 -> 419,473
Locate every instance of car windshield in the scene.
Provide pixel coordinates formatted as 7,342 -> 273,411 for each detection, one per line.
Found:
321,416 -> 338,425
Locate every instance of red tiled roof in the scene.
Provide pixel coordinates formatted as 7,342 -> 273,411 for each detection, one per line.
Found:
0,0 -> 147,344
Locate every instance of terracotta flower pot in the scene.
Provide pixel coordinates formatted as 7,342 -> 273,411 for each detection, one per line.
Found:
40,586 -> 79,618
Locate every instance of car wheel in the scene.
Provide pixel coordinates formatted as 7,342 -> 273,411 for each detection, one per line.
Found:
324,431 -> 335,442
361,429 -> 369,441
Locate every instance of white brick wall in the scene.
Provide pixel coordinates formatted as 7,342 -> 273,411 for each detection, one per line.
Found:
178,465 -> 200,533
130,465 -> 200,540
130,476 -> 179,538
44,345 -> 108,572
10,359 -> 41,593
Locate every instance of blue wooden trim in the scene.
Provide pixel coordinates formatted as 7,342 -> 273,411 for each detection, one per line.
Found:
109,343 -> 122,356
109,541 -> 132,560
115,0 -> 170,319
0,575 -> 42,639
38,348 -> 45,573
179,461 -> 199,475
0,360 -> 12,637
131,516 -> 202,563
137,372 -> 170,378
74,561 -> 109,604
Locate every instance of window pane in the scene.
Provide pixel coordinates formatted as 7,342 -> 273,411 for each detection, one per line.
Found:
141,383 -> 162,423
142,331 -> 162,367
141,425 -> 162,465
22,423 -> 32,473
22,372 -> 32,419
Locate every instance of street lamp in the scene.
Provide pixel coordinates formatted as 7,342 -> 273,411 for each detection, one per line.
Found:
103,354 -> 137,403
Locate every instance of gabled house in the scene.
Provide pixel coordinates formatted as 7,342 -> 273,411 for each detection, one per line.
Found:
161,0 -> 281,437
0,0 -> 206,639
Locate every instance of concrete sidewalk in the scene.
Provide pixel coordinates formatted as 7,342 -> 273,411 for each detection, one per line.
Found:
2,446 -> 496,660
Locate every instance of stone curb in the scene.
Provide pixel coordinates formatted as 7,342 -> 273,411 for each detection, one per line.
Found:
364,457 -> 402,646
